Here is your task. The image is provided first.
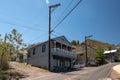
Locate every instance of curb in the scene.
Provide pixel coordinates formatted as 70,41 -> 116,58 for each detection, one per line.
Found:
108,64 -> 120,79
106,68 -> 113,77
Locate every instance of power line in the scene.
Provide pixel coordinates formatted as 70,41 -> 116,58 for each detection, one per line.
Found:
0,19 -> 47,32
53,31 -> 63,36
53,0 -> 74,26
51,33 -> 58,37
52,0 -> 82,31
28,32 -> 48,43
0,11 -> 23,21
0,11 -> 45,31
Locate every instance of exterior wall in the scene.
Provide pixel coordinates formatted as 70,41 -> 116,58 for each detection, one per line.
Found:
77,53 -> 85,61
77,52 -> 95,63
27,43 -> 49,69
76,46 -> 96,64
27,36 -> 77,71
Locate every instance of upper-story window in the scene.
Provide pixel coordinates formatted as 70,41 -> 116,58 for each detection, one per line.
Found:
42,44 -> 46,52
33,48 -> 36,55
80,54 -> 83,56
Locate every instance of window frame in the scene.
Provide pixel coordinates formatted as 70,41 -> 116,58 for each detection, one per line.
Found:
33,48 -> 36,55
42,44 -> 46,53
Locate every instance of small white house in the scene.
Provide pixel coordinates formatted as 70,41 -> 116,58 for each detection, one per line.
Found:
104,49 -> 118,62
27,36 -> 76,72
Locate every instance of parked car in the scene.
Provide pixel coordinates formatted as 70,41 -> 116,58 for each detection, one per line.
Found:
89,60 -> 96,66
74,62 -> 85,69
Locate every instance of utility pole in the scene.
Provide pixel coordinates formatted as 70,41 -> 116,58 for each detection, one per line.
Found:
111,51 -> 112,63
48,3 -> 60,71
4,33 -> 7,43
110,50 -> 112,63
85,35 -> 93,67
48,4 -> 51,71
85,36 -> 88,67
108,46 -> 112,63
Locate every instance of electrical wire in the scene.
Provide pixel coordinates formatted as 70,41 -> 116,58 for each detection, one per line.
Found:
53,31 -> 63,36
0,12 -> 46,31
51,33 -> 58,37
0,19 -> 47,32
28,32 -> 48,43
53,0 -> 74,26
52,0 -> 82,31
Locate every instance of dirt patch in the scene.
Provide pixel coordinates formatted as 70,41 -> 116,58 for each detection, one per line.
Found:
0,69 -> 28,80
109,69 -> 120,80
9,62 -> 50,80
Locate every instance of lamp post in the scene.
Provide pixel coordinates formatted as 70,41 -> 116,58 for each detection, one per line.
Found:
85,35 -> 93,67
48,3 -> 60,71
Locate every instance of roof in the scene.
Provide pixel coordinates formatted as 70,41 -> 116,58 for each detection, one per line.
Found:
52,36 -> 70,45
28,36 -> 74,50
104,49 -> 117,54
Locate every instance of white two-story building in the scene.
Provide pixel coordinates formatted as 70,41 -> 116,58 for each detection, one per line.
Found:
27,36 -> 76,72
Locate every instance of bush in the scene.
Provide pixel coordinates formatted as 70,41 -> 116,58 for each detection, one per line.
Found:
0,61 -> 9,70
115,57 -> 120,62
0,75 -> 7,80
2,63 -> 9,70
0,70 -> 7,80
95,48 -> 105,65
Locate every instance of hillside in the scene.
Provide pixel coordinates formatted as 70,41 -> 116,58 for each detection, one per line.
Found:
85,39 -> 115,50
116,44 -> 120,49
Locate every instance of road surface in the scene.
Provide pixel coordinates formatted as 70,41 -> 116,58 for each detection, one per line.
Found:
30,63 -> 119,80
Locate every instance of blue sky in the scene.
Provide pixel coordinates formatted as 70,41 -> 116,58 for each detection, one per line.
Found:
0,0 -> 120,45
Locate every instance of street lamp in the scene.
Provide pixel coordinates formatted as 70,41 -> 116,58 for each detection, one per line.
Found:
48,3 -> 60,71
85,35 -> 93,67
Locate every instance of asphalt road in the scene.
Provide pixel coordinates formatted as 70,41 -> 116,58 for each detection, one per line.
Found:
31,63 -> 119,80
70,63 -> 119,80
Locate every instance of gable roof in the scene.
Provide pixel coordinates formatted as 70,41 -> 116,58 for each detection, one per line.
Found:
28,36 -> 74,50
52,36 -> 71,45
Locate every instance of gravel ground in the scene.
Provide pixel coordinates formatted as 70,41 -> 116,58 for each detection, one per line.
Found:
10,62 -> 50,80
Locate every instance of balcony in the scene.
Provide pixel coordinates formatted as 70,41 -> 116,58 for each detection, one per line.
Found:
51,48 -> 76,58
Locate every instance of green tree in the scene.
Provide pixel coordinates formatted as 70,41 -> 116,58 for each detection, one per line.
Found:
7,29 -> 26,61
0,29 -> 26,70
71,40 -> 80,46
95,48 -> 106,65
0,34 -> 10,70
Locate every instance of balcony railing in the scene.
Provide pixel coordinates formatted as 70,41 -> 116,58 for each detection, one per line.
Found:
51,48 -> 76,58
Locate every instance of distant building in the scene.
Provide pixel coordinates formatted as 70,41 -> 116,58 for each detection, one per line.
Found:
27,36 -> 76,72
104,49 -> 119,62
19,49 -> 28,62
75,45 -> 96,65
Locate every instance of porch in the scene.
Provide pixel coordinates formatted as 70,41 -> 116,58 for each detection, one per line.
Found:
51,40 -> 76,58
52,55 -> 71,72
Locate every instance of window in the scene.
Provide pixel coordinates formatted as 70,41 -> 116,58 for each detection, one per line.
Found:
80,54 -> 83,56
33,48 -> 36,55
42,44 -> 46,52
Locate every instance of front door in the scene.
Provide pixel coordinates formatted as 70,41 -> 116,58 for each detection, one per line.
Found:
60,60 -> 65,71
